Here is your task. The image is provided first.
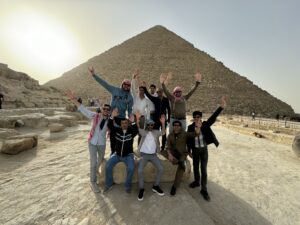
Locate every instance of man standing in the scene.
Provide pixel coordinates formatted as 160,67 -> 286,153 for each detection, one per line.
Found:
66,90 -> 110,193
89,67 -> 134,154
136,113 -> 166,201
188,96 -> 227,201
166,120 -> 200,196
160,72 -> 201,132
105,108 -> 138,193
0,92 -> 4,109
149,84 -> 158,97
142,85 -> 171,151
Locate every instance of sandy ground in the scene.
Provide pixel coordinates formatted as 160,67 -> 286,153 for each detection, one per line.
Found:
0,124 -> 299,225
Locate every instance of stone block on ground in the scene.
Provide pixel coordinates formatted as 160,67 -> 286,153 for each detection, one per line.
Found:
49,123 -> 65,133
0,128 -> 19,139
7,133 -> 38,147
1,137 -> 36,154
98,154 -> 191,184
0,118 -> 18,128
46,115 -> 77,127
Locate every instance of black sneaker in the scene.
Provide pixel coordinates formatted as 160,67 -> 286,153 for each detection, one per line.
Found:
170,185 -> 176,196
189,181 -> 200,188
138,189 -> 144,201
200,190 -> 211,202
152,185 -> 165,196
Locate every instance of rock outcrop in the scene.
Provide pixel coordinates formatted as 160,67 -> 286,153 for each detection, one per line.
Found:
0,63 -> 68,109
45,25 -> 294,117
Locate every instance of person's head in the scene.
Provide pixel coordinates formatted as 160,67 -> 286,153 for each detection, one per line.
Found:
192,111 -> 202,126
102,104 -> 111,116
173,86 -> 183,98
149,84 -> 156,95
138,86 -> 145,98
156,88 -> 164,98
172,120 -> 182,134
146,119 -> 155,131
120,118 -> 129,130
121,79 -> 131,92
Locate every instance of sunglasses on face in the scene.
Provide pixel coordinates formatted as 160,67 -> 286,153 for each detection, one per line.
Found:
147,124 -> 154,126
175,91 -> 182,94
102,108 -> 110,111
123,83 -> 131,87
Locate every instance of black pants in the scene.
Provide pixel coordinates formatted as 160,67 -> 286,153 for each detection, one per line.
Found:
192,147 -> 208,191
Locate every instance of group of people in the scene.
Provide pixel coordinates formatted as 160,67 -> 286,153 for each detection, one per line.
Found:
66,67 -> 226,202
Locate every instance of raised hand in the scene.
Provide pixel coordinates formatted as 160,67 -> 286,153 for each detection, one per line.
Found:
166,72 -> 173,84
65,90 -> 80,106
160,73 -> 167,84
132,69 -> 140,79
195,71 -> 202,82
111,108 -> 119,118
159,114 -> 166,124
88,66 -> 95,76
129,114 -> 135,123
221,95 -> 227,108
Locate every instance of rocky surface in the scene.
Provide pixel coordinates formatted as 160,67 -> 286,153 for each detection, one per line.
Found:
0,123 -> 299,225
0,63 -> 68,109
45,25 -> 294,117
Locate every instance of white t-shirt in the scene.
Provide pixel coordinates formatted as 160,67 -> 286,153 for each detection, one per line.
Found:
140,132 -> 156,154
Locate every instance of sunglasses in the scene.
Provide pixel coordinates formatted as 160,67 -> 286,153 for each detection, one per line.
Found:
175,91 -> 182,94
102,108 -> 110,111
123,83 -> 131,87
147,124 -> 154,126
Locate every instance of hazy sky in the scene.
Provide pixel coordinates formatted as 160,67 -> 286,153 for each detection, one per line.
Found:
0,0 -> 299,112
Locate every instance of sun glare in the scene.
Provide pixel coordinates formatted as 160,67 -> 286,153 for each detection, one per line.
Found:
1,9 -> 80,81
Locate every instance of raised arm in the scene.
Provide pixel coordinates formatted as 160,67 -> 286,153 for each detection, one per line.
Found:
160,73 -> 174,100
108,108 -> 119,131
159,114 -> 166,136
206,96 -> 227,126
130,69 -> 140,98
184,72 -> 201,100
89,67 -> 116,94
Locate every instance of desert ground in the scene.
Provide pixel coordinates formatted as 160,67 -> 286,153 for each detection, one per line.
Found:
0,113 -> 299,225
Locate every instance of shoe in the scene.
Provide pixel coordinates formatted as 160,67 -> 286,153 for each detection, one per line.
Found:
138,189 -> 144,201
152,185 -> 165,196
90,182 -> 100,193
170,185 -> 176,196
103,185 -> 113,193
189,181 -> 200,188
200,190 -> 211,202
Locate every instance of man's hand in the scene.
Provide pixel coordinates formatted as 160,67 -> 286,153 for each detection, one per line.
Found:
132,69 -> 140,79
160,73 -> 167,84
129,114 -> 135,123
195,71 -> 202,82
88,67 -> 95,76
111,108 -> 119,118
168,152 -> 175,162
159,114 -> 166,124
221,96 -> 227,108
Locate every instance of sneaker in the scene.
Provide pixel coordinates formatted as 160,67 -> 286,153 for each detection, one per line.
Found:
189,181 -> 200,188
152,185 -> 165,196
200,190 -> 211,202
170,185 -> 176,196
90,182 -> 100,193
138,189 -> 145,201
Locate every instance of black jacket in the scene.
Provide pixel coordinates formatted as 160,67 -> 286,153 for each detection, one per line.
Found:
108,118 -> 138,157
142,87 -> 170,126
187,107 -> 223,150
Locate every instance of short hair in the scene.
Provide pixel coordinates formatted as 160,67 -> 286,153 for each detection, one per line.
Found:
192,111 -> 202,117
150,84 -> 156,89
172,120 -> 182,126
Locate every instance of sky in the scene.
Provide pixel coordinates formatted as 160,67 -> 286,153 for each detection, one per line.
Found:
0,0 -> 299,113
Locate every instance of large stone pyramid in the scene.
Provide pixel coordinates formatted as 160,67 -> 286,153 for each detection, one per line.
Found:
45,25 -> 294,117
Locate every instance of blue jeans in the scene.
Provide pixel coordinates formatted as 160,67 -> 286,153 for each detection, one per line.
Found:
105,153 -> 135,191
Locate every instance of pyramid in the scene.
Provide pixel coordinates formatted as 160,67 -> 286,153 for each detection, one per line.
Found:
45,25 -> 294,117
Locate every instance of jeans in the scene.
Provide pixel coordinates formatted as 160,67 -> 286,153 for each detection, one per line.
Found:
105,153 -> 135,191
138,153 -> 163,189
88,143 -> 105,183
192,147 -> 208,191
